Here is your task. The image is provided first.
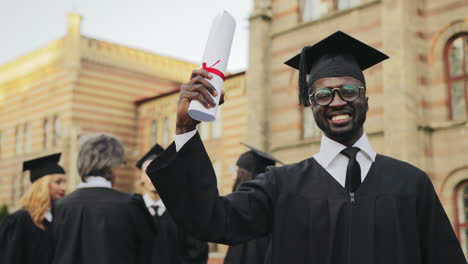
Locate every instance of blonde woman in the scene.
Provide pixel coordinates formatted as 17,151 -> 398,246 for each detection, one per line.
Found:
0,153 -> 66,264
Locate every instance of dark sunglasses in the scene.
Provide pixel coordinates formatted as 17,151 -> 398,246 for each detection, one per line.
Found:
309,84 -> 364,106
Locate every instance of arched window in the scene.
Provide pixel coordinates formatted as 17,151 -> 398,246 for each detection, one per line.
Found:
53,115 -> 60,146
455,181 -> 468,256
43,118 -> 50,149
162,118 -> 170,146
446,34 -> 468,120
150,120 -> 158,146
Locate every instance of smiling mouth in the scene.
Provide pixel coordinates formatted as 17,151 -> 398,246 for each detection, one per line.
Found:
330,114 -> 351,121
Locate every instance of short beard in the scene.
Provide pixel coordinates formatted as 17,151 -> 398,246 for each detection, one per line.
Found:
313,110 -> 367,141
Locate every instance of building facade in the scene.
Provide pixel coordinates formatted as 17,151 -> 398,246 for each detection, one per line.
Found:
0,13 -> 246,262
0,13 -> 199,205
247,0 -> 468,256
2,0 -> 468,260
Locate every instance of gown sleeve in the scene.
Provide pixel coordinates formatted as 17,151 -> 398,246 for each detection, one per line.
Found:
417,174 -> 467,263
178,232 -> 209,264
0,212 -> 26,264
147,132 -> 278,245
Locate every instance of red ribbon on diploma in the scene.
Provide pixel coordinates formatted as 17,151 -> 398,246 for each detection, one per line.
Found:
202,60 -> 225,80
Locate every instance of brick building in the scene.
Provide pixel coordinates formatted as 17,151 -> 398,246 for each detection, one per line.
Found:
0,13 -> 246,262
247,0 -> 468,256
1,0 -> 468,260
0,13 -> 199,204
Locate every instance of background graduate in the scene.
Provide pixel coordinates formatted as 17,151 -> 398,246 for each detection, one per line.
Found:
0,153 -> 66,264
224,144 -> 282,264
50,133 -> 156,264
137,143 -> 209,264
147,31 -> 467,264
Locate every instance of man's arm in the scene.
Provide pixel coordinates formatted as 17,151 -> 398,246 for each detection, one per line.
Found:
178,232 -> 209,264
147,132 -> 276,245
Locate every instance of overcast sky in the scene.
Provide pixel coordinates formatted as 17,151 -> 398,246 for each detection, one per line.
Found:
0,0 -> 253,72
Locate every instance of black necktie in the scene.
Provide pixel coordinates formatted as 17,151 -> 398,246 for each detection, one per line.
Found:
151,205 -> 160,225
341,147 -> 361,193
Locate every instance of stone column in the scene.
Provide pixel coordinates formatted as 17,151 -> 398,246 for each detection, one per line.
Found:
246,0 -> 272,150
381,0 -> 421,165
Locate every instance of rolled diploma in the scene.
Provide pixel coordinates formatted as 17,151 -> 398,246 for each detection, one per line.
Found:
188,11 -> 236,122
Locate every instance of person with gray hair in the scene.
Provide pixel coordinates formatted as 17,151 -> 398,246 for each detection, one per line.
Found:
50,133 -> 156,264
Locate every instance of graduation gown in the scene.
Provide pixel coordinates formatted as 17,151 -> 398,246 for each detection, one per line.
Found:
0,209 -> 51,264
151,210 -> 208,264
224,236 -> 270,264
147,133 -> 467,264
50,187 -> 156,264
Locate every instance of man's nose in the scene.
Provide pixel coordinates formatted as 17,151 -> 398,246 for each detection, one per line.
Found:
329,90 -> 347,107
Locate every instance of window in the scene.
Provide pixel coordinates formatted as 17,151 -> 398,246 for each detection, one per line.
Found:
15,126 -> 23,155
446,34 -> 468,120
301,0 -> 357,22
53,115 -> 60,146
199,122 -> 209,141
456,181 -> 468,257
212,108 -> 222,139
162,118 -> 170,146
336,0 -> 360,10
301,0 -> 321,21
303,108 -> 322,138
150,120 -> 158,146
44,118 -> 50,149
24,123 -> 31,153
213,161 -> 223,187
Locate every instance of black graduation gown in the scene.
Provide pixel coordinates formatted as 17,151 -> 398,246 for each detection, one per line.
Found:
147,133 -> 467,264
151,210 -> 208,264
224,236 -> 270,264
0,209 -> 51,264
50,187 -> 156,264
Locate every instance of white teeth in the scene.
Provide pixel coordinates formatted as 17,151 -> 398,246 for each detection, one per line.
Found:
332,114 -> 350,121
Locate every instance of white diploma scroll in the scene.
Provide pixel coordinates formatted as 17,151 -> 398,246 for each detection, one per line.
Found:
187,11 -> 236,122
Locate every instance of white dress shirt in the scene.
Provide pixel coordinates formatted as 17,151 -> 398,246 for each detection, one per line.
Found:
44,208 -> 53,222
77,176 -> 112,189
313,133 -> 376,188
143,194 -> 166,217
174,130 -> 376,188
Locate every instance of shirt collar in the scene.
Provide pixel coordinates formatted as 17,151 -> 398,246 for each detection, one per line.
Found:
314,133 -> 376,168
77,176 -> 112,189
44,208 -> 52,222
143,194 -> 166,216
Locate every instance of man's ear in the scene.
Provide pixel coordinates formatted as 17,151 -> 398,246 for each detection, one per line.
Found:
365,96 -> 369,112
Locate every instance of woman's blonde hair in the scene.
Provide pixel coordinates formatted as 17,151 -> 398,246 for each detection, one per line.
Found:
19,175 -> 53,230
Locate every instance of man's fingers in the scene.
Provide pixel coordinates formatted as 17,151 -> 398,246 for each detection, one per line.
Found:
190,69 -> 213,82
219,91 -> 226,105
189,76 -> 218,96
181,90 -> 212,108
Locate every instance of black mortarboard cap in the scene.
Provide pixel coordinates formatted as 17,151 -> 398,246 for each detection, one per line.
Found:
284,31 -> 389,106
23,153 -> 65,183
136,144 -> 165,169
236,143 -> 284,176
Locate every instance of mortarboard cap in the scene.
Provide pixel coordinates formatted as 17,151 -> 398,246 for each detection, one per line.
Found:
236,143 -> 284,176
136,144 -> 165,169
284,31 -> 389,106
23,153 -> 65,183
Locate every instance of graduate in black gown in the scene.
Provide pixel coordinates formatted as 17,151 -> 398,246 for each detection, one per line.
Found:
137,143 -> 209,264
147,31 -> 467,264
0,153 -> 67,264
50,133 -> 156,264
224,144 -> 283,264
